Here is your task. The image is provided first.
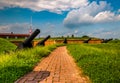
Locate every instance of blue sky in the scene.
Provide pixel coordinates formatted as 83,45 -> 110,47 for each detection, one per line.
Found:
0,0 -> 120,38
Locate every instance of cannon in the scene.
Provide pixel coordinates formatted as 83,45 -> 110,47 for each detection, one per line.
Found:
63,38 -> 67,44
17,29 -> 40,49
102,38 -> 113,43
37,35 -> 51,46
84,38 -> 91,43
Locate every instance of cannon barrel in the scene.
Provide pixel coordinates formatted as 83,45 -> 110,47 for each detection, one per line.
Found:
23,29 -> 40,45
63,38 -> 67,44
84,38 -> 91,43
17,29 -> 40,49
37,35 -> 51,46
102,38 -> 113,43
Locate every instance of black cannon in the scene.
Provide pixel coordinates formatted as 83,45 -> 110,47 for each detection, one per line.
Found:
37,35 -> 51,46
102,38 -> 113,43
17,29 -> 40,49
63,38 -> 67,44
84,38 -> 91,43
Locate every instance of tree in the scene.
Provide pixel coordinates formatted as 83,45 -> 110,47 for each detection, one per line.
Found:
61,36 -> 64,38
71,34 -> 74,38
82,35 -> 90,38
67,35 -> 69,38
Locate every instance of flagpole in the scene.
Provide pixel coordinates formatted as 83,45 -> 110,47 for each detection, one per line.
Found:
29,16 -> 32,35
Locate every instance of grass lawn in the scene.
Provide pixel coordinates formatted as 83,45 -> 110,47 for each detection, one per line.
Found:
0,44 -> 58,83
67,42 -> 120,83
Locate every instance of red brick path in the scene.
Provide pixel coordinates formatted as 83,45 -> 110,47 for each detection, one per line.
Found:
15,46 -> 89,83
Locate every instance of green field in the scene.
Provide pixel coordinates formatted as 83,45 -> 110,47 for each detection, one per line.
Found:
0,37 -> 120,83
0,38 -> 58,83
67,41 -> 120,83
0,46 -> 58,83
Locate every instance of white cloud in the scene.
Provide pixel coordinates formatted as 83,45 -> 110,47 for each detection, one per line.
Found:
85,27 -> 120,39
94,11 -> 120,23
63,1 -> 120,28
92,31 -> 119,39
0,0 -> 88,13
118,9 -> 120,13
0,23 -> 30,33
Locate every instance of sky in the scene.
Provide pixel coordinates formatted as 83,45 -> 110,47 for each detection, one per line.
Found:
0,0 -> 120,38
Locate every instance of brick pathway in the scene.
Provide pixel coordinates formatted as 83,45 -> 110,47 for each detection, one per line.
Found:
15,46 -> 89,83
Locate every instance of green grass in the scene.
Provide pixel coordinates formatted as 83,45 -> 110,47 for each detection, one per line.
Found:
67,43 -> 120,83
0,38 -> 17,54
0,45 -> 58,83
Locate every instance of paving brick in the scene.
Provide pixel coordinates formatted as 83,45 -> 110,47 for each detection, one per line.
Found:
14,78 -> 26,83
25,80 -> 38,83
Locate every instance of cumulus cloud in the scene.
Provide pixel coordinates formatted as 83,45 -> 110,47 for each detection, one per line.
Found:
63,1 -> 120,28
118,9 -> 120,13
0,23 -> 30,33
0,0 -> 88,13
90,30 -> 120,38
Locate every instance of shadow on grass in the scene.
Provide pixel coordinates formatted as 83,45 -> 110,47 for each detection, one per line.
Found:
0,66 -> 50,83
15,71 -> 50,83
0,66 -> 33,83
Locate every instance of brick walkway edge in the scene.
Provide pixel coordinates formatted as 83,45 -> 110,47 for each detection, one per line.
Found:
15,46 -> 90,83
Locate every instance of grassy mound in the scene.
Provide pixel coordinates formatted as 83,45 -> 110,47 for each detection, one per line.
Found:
0,38 -> 17,54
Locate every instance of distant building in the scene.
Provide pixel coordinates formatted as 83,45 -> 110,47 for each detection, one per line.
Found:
0,32 -> 30,39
